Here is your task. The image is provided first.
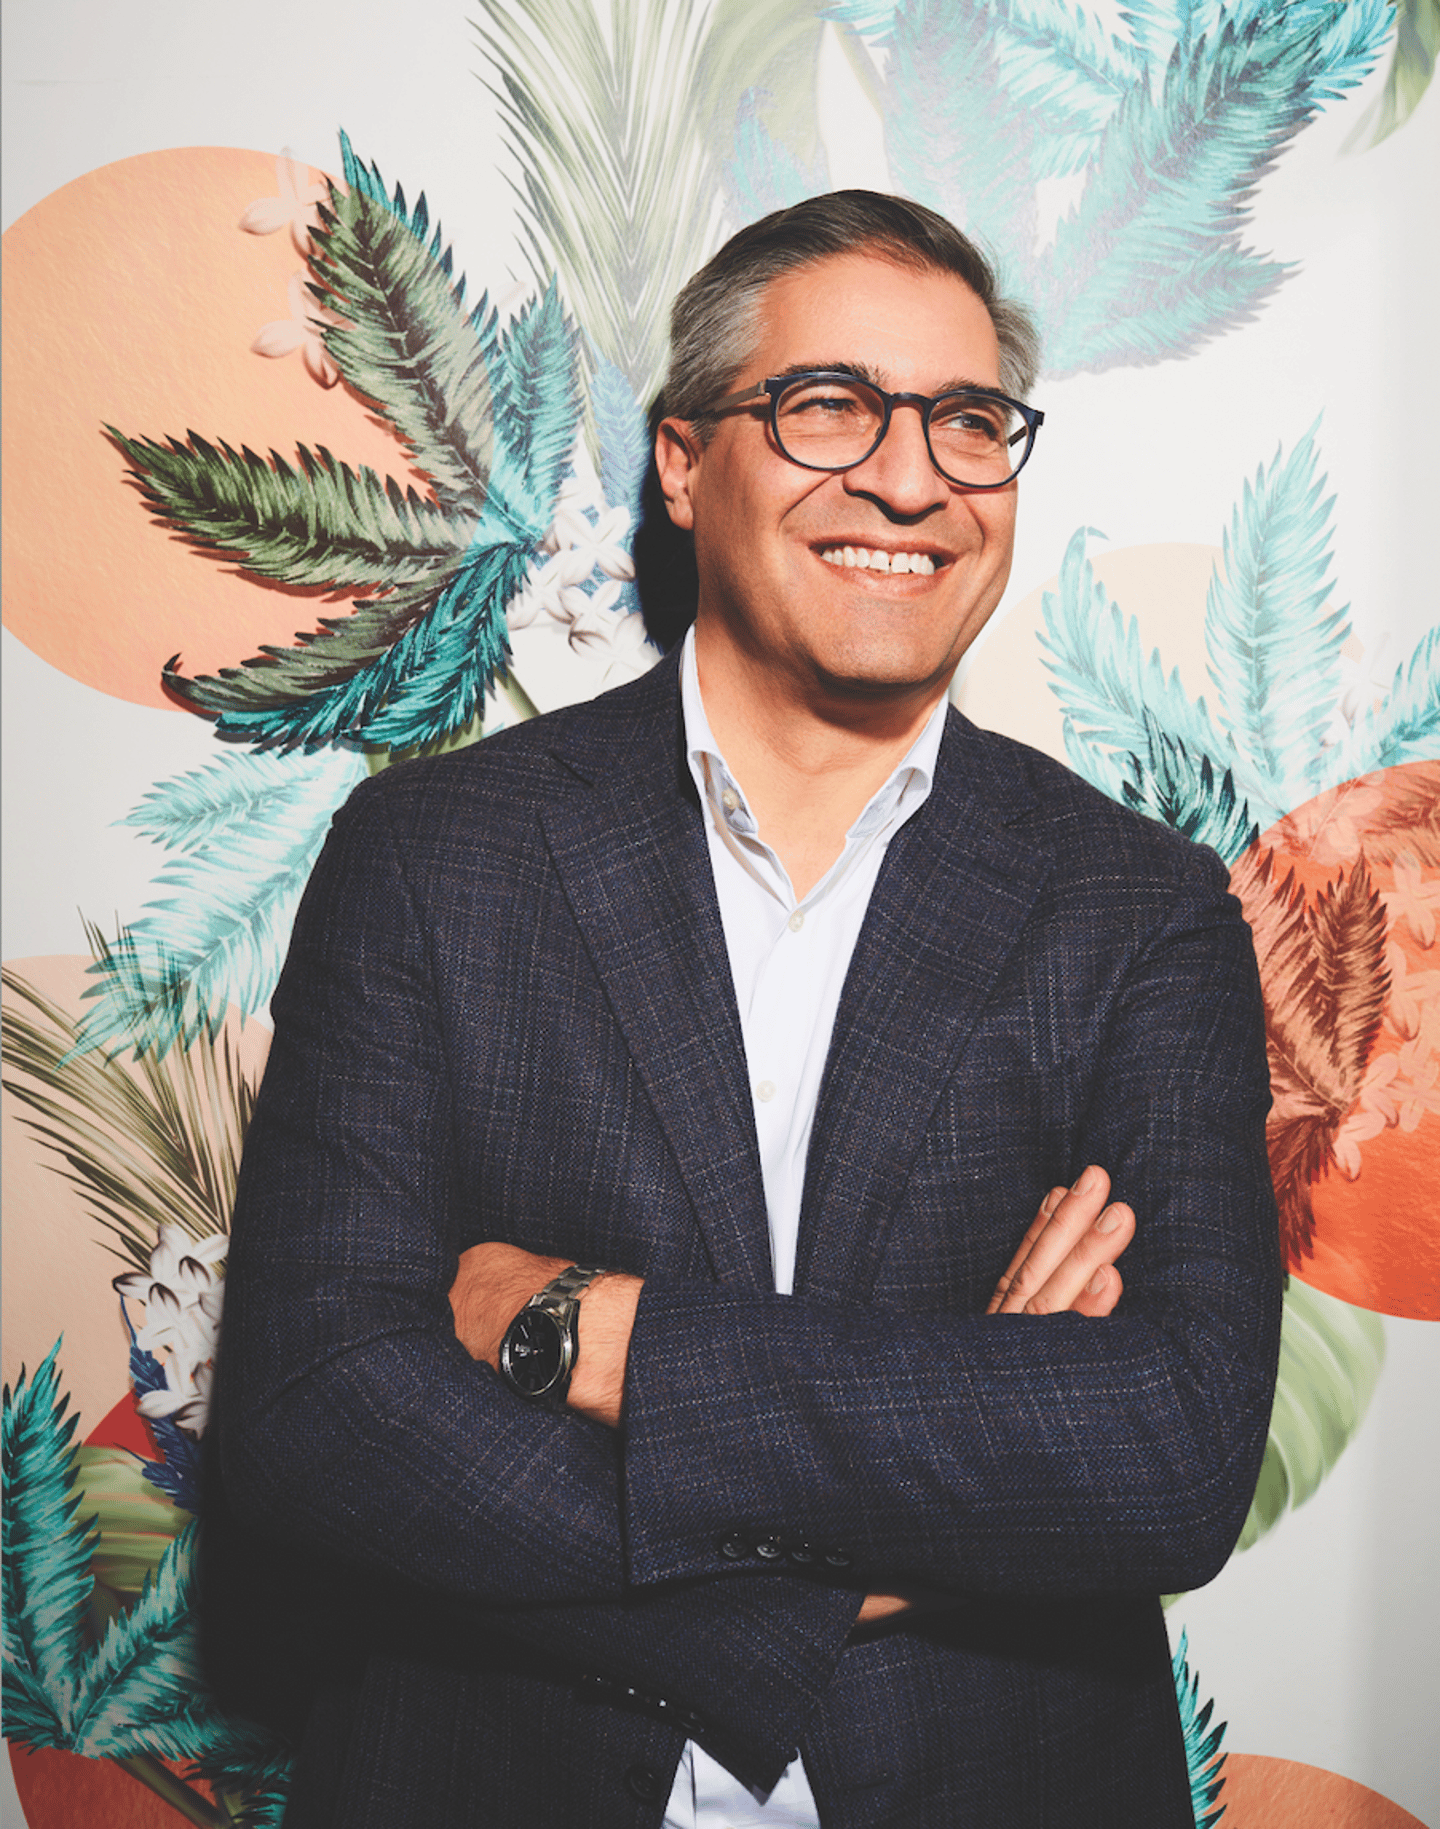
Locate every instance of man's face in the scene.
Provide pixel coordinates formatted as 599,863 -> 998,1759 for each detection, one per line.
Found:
657,250 -> 1020,711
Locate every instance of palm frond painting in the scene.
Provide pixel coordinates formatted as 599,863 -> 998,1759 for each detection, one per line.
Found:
848,0 -> 1394,373
3,1344 -> 292,1827
1171,1630 -> 1228,1829
1040,426 -> 1439,854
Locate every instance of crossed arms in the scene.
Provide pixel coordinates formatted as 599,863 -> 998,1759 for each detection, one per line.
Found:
215,746 -> 1282,1782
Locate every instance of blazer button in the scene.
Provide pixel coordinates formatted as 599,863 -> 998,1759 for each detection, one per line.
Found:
824,1547 -> 852,1569
754,1535 -> 784,1561
787,1542 -> 814,1565
717,1531 -> 749,1560
625,1764 -> 662,1802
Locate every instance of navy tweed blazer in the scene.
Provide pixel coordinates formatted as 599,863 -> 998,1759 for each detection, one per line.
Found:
216,649 -> 1282,1827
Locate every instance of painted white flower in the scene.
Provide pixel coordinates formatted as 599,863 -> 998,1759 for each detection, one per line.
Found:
239,153 -> 328,256
115,1224 -> 227,1439
251,271 -> 340,388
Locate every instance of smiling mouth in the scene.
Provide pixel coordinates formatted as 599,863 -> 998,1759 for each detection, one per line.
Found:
818,545 -> 938,576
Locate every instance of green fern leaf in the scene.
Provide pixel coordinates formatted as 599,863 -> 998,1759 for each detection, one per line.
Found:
3,954 -> 256,1259
1343,0 -> 1438,148
1237,1278 -> 1385,1552
2,1341 -> 97,1746
310,166 -> 493,510
106,432 -> 471,593
162,577 -> 444,722
474,0 -> 723,406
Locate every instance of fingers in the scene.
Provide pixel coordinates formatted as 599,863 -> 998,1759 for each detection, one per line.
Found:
989,1167 -> 1134,1317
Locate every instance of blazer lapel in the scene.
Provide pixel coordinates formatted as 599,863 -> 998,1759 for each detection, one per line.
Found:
793,716 -> 1055,1303
539,663 -> 773,1289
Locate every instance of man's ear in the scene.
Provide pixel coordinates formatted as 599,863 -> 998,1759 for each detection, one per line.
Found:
654,417 -> 702,532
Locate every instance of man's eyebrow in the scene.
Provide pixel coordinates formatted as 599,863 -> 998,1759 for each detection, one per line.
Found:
769,360 -> 997,394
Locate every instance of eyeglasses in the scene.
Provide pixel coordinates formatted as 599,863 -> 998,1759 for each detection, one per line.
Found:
704,370 -> 1044,490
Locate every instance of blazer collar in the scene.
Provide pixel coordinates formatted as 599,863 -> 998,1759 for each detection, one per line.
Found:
540,655 -> 1055,1297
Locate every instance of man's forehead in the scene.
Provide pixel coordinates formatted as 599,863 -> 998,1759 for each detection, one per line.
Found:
750,249 -> 999,377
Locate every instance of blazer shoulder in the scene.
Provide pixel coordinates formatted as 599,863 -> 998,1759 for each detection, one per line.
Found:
335,654 -> 683,835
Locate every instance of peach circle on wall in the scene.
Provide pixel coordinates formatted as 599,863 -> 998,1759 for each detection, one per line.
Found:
1,147 -> 429,712
1218,1754 -> 1429,1826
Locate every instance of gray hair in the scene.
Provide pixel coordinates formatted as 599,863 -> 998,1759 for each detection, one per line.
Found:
663,190 -> 1040,437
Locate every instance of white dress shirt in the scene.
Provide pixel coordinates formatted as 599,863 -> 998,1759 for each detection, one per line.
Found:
662,628 -> 947,1829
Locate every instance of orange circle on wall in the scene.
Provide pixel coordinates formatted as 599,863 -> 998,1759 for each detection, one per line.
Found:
1,146 -> 430,711
1219,1753 -> 1428,1826
1250,763 -> 1440,1320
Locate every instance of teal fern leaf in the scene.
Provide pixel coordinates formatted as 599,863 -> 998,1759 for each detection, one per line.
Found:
1035,3 -> 1389,374
2,1341 -> 97,1747
67,1521 -> 200,1756
1326,625 -> 1440,783
488,280 -> 585,524
985,0 -> 1144,180
1237,1278 -> 1385,1553
310,151 -> 493,511
1039,528 -> 1254,814
1170,1629 -> 1227,1828
1122,713 -> 1260,862
106,432 -> 471,592
591,357 -> 649,524
1205,420 -> 1350,811
71,747 -> 366,1058
161,578 -> 445,728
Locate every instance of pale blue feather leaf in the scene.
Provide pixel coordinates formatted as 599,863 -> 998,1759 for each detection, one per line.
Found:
73,747 -> 366,1058
2,1340 -> 96,1742
1038,17 -> 1316,373
1205,422 -> 1350,810
1325,624 -> 1440,783
591,358 -> 649,527
885,0 -> 1041,285
724,88 -> 831,220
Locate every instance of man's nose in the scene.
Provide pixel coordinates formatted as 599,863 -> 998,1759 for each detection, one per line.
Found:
841,400 -> 950,515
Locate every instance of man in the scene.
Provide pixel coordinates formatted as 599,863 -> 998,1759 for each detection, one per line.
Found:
217,192 -> 1281,1827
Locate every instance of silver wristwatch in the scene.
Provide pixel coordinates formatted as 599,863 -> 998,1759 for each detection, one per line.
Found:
497,1264 -> 608,1409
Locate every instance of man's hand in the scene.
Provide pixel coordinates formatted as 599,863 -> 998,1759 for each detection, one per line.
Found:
448,1242 -> 642,1428
985,1166 -> 1134,1317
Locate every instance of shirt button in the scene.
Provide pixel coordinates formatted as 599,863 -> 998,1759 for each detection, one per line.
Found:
787,910 -> 805,932
718,1531 -> 749,1560
755,1080 -> 776,1103
754,1535 -> 784,1561
721,787 -> 740,812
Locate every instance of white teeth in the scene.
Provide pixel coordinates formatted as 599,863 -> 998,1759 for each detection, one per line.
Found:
821,547 -> 936,575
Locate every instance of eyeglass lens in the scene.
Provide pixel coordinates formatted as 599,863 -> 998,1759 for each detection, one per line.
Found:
772,376 -> 1026,487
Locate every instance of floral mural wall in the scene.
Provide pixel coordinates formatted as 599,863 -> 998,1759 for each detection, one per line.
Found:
3,3 -> 1436,1825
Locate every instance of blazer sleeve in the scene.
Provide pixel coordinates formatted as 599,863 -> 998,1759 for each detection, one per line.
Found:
215,775 -> 857,1784
619,838 -> 1284,1600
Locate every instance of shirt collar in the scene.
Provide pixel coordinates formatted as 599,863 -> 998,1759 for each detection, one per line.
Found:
679,624 -> 948,845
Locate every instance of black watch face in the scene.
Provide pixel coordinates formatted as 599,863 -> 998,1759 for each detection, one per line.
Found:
500,1306 -> 567,1397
